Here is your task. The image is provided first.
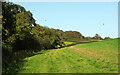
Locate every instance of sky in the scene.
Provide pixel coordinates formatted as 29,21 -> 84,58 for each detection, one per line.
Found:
12,2 -> 118,38
9,0 -> 119,2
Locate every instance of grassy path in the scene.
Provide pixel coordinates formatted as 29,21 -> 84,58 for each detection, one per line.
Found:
18,39 -> 118,73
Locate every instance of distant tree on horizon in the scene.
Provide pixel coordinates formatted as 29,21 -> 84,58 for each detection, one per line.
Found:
104,37 -> 110,40
93,34 -> 103,40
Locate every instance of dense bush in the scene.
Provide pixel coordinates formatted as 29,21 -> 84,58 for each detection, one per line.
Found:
2,2 -> 64,73
62,31 -> 85,42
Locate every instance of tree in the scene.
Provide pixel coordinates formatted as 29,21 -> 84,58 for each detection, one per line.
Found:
62,31 -> 84,42
93,34 -> 103,40
104,37 -> 110,40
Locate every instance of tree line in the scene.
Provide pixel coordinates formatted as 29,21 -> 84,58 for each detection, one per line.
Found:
2,2 -> 110,73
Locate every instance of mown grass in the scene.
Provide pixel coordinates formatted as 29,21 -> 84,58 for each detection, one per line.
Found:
64,42 -> 75,46
75,38 -> 118,50
17,38 -> 118,73
64,40 -> 90,46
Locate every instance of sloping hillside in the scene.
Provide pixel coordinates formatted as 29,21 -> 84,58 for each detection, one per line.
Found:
18,39 -> 118,73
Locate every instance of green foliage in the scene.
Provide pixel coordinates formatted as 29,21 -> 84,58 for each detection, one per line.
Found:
92,34 -> 103,40
2,2 -> 64,73
58,30 -> 85,42
104,36 -> 110,40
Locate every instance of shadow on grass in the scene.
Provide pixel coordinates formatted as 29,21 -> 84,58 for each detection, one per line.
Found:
2,41 -> 98,74
2,49 -> 46,74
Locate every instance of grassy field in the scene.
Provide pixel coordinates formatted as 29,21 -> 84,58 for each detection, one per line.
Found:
18,39 -> 118,73
64,42 -> 75,45
64,40 -> 90,46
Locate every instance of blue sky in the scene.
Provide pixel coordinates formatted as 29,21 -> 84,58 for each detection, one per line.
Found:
13,2 -> 118,38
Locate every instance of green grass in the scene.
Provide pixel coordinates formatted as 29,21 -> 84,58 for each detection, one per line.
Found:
17,39 -> 118,73
64,42 -> 75,45
64,40 -> 90,46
